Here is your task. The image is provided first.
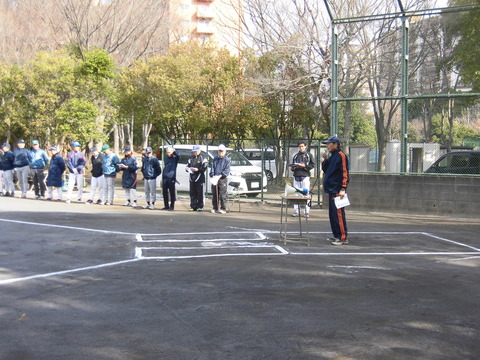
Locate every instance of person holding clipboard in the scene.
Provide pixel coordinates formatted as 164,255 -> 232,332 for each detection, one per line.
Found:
209,144 -> 230,214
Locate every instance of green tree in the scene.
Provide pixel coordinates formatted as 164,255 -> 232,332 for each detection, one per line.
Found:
448,0 -> 480,92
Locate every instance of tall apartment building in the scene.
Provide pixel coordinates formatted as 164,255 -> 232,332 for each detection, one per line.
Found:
168,0 -> 243,55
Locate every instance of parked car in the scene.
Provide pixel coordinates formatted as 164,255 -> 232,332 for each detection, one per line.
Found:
241,148 -> 277,181
424,151 -> 480,175
156,145 -> 268,197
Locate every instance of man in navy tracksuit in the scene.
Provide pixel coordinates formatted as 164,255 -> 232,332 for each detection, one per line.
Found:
141,147 -> 161,209
162,147 -> 180,210
186,145 -> 208,211
321,136 -> 350,245
29,140 -> 49,199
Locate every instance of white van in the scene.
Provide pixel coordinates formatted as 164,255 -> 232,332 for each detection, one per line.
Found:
241,148 -> 277,181
156,145 -> 268,197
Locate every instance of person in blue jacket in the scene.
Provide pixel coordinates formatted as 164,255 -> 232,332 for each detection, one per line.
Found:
162,146 -> 180,211
209,144 -> 231,214
141,147 -> 161,210
102,144 -> 120,205
321,136 -> 350,245
29,140 -> 49,200
46,146 -> 66,202
119,146 -> 138,208
1,143 -> 15,196
13,139 -> 31,198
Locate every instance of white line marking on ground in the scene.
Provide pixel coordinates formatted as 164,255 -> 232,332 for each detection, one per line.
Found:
0,218 -> 135,235
0,259 -> 140,285
289,252 -> 479,256
328,265 -> 391,270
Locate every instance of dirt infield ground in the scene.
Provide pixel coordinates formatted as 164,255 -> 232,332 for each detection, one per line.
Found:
1,192 -> 479,360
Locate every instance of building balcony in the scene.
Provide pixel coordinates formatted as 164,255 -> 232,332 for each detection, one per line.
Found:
196,22 -> 214,34
197,6 -> 215,18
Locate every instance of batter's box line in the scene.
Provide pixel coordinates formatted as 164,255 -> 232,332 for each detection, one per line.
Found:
135,231 -> 267,242
135,244 -> 288,260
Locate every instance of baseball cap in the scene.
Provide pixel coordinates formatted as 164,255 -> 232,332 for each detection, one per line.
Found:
17,139 -> 25,144
218,144 -> 226,151
123,146 -> 131,153
89,147 -> 97,153
145,147 -> 153,153
49,145 -> 58,151
192,145 -> 201,152
71,141 -> 80,147
32,140 -> 39,145
101,144 -> 110,152
2,143 -> 11,149
322,136 -> 341,144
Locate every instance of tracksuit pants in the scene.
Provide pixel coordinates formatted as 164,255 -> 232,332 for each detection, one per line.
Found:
211,178 -> 228,211
328,193 -> 348,241
163,178 -> 176,209
189,181 -> 204,210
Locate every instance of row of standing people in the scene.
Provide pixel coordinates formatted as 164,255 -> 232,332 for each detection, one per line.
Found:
0,140 -> 232,214
1,137 -> 349,243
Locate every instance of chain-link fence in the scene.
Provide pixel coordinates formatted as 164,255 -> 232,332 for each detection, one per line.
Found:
328,2 -> 480,176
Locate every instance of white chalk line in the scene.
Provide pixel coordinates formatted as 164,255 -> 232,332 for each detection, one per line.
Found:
0,218 -> 136,235
0,258 -> 140,285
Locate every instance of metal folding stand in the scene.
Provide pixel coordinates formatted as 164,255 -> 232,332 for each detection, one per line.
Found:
228,181 -> 241,212
279,195 -> 311,245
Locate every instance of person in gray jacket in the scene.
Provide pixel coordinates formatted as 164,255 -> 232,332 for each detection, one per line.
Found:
209,144 -> 230,214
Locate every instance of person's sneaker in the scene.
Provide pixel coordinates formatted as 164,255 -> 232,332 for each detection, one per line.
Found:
96,200 -> 103,205
132,202 -> 138,208
210,209 -> 217,213
105,202 -> 111,206
21,194 -> 27,199
66,199 -> 71,204
45,198 -> 52,201
149,204 -> 154,210
197,208 -> 203,212
85,199 -> 93,204
189,208 -> 196,211
218,209 -> 226,214
161,207 -> 169,211
10,192 -> 15,197
326,237 -> 337,242
142,204 -> 150,209
55,199 -> 62,202
292,213 -> 299,217
35,195 -> 40,200
304,213 -> 310,218
4,192 -> 10,197
123,201 -> 131,206
331,239 -> 349,246
77,198 -> 82,202
39,196 -> 44,200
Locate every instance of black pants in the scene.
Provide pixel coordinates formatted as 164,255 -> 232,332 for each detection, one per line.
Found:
162,178 -> 176,209
211,178 -> 228,211
32,169 -> 46,197
189,181 -> 204,210
328,193 -> 348,241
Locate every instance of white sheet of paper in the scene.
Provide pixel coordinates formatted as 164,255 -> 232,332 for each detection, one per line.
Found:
210,175 -> 221,186
334,193 -> 350,209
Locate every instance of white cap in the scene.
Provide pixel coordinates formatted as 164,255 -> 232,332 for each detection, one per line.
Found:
218,144 -> 226,151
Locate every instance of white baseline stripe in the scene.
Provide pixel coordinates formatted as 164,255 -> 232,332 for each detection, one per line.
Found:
0,259 -> 140,285
290,252 -> 479,256
0,218 -> 135,235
